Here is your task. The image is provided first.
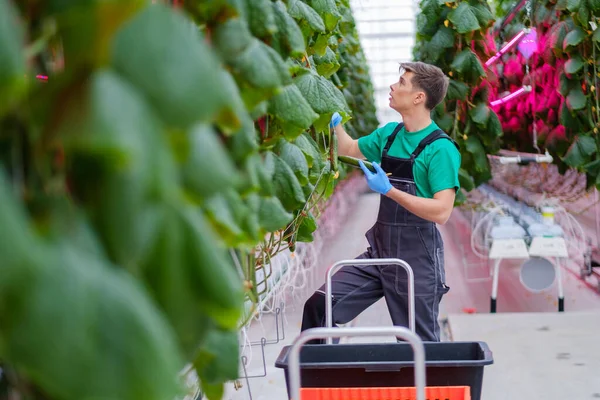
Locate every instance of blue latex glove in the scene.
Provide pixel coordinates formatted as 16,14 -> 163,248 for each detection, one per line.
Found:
329,112 -> 342,128
359,160 -> 393,195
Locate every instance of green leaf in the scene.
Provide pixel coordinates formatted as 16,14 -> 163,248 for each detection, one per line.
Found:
577,4 -> 589,26
458,168 -> 475,191
564,55 -> 585,74
140,203 -> 244,335
59,71 -> 163,268
203,192 -> 246,245
589,0 -> 600,10
563,27 -> 586,51
593,26 -> 600,42
212,17 -> 254,63
487,110 -> 503,137
548,21 -> 570,54
272,1 -> 306,58
194,328 -> 239,386
258,196 -> 293,231
469,2 -> 494,28
296,212 -> 317,242
446,79 -> 469,100
277,140 -> 310,185
314,46 -> 340,78
288,0 -> 325,32
429,26 -> 455,54
294,133 -> 321,167
450,49 -> 486,81
448,3 -> 480,34
469,103 -> 491,125
294,70 -> 349,117
0,173 -> 183,400
556,0 -> 569,9
243,0 -> 277,38
308,0 -> 341,31
0,0 -> 27,115
312,33 -> 330,56
268,84 -> 319,140
215,69 -> 255,135
566,86 -> 587,111
271,153 -> 306,211
182,124 -> 241,198
567,0 -> 583,12
112,5 -> 228,129
562,135 -> 597,167
465,135 -> 488,172
232,39 -> 288,93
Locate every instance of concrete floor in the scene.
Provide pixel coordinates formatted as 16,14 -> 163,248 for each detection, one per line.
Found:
224,191 -> 600,400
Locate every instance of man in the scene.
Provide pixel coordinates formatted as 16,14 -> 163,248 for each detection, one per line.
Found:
301,61 -> 461,342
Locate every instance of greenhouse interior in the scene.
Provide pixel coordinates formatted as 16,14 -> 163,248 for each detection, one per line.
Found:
1,0 -> 600,399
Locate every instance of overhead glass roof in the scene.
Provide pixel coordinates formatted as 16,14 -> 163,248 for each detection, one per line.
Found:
349,0 -> 418,127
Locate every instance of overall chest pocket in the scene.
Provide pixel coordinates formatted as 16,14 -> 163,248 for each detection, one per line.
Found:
389,177 -> 416,196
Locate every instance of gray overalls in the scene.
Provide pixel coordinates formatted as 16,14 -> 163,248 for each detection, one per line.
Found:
301,122 -> 459,343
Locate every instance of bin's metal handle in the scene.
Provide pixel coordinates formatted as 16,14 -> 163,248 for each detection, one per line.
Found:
325,258 -> 415,343
287,326 -> 426,400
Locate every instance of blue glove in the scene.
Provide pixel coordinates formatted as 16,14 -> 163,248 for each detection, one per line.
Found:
359,160 -> 393,195
329,112 -> 342,128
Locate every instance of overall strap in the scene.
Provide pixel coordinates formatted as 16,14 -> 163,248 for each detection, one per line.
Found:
410,129 -> 459,160
382,122 -> 405,156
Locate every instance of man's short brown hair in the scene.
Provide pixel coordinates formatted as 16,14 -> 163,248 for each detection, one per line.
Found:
399,62 -> 449,110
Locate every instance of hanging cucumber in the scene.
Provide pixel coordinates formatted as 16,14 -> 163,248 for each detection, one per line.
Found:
329,130 -> 338,172
338,155 -> 376,173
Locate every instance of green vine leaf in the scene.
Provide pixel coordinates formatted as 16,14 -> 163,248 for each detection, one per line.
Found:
589,0 -> 600,11
0,0 -> 26,115
564,54 -> 585,74
566,86 -> 587,111
308,0 -> 341,31
563,27 -> 586,51
448,3 -> 481,34
242,0 -> 277,38
112,5 -> 228,129
450,49 -> 486,82
271,153 -> 306,211
294,70 -> 349,117
469,2 -> 494,29
469,103 -> 491,126
272,0 -> 306,58
446,79 -> 469,100
567,0 -> 583,12
429,26 -> 455,55
458,167 -> 475,191
258,196 -> 293,231
276,140 -> 310,185
268,84 -> 319,139
562,135 -> 597,167
465,135 -> 488,172
288,0 -> 326,33
593,26 -> 600,42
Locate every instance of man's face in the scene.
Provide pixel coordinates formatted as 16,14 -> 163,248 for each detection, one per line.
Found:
389,69 -> 423,113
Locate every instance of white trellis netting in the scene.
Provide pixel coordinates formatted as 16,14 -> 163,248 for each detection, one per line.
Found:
238,172 -> 367,356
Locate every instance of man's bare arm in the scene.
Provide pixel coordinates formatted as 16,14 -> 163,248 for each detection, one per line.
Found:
334,124 -> 364,159
384,188 -> 456,225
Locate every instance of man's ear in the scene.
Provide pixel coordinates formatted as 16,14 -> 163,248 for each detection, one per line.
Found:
413,92 -> 426,105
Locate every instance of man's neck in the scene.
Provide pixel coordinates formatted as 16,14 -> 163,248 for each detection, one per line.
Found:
401,112 -> 432,133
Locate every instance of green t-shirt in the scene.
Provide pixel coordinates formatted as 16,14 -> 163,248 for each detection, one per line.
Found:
357,121 -> 461,199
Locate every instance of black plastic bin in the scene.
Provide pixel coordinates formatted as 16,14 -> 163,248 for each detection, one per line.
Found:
275,341 -> 493,400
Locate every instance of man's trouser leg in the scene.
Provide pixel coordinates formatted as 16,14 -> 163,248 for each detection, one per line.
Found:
300,252 -> 384,344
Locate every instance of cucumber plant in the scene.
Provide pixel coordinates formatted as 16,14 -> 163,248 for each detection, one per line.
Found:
0,0 -> 378,399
